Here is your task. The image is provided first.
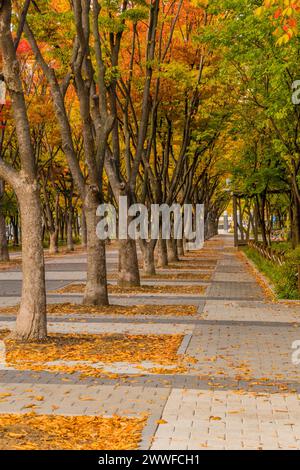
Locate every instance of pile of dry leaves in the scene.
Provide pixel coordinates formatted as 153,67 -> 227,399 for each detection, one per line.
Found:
54,284 -> 207,295
0,413 -> 146,450
0,303 -> 197,317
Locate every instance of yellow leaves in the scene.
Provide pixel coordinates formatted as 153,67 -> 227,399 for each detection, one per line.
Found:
227,409 -> 246,415
0,393 -> 11,399
255,6 -> 266,17
156,419 -> 168,425
0,303 -> 197,317
142,272 -> 211,281
257,0 -> 300,45
276,32 -> 293,45
282,6 -> 294,16
209,416 -> 222,421
7,432 -> 26,439
191,0 -> 209,9
54,283 -> 207,296
0,414 -> 147,450
48,303 -> 197,317
22,404 -> 38,410
33,396 -> 44,402
238,251 -> 275,301
1,332 -> 184,375
79,395 -> 95,401
206,356 -> 218,362
50,0 -> 70,13
0,259 -> 22,272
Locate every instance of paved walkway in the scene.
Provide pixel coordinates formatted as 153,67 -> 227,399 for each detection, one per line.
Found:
1,235 -> 300,449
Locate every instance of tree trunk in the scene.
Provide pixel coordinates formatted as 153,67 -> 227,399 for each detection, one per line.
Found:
67,209 -> 74,252
81,209 -> 87,247
83,194 -> 108,306
11,218 -> 19,246
74,212 -> 79,239
291,190 -> 300,248
256,194 -> 268,246
157,237 -> 168,267
49,231 -> 58,254
253,205 -> 259,243
15,185 -> 47,341
167,238 -> 179,262
177,238 -> 184,257
118,238 -> 140,287
0,211 -> 9,262
140,241 -> 156,276
0,179 -> 9,262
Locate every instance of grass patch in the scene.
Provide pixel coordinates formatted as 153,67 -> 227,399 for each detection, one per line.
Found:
243,247 -> 300,300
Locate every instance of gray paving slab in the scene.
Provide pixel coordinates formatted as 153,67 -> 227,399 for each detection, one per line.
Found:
207,281 -> 264,300
2,234 -> 300,450
0,319 -> 196,335
0,280 -> 71,296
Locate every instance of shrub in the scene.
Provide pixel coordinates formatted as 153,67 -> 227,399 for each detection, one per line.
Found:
243,246 -> 300,299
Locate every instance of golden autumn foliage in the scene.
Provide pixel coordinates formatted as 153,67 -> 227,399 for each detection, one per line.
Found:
256,0 -> 300,44
0,413 -> 147,450
0,303 -> 198,316
2,332 -> 184,367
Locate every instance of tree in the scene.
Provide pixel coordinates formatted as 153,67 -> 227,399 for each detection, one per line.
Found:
0,179 -> 9,261
0,0 -> 46,341
209,0 -> 300,246
23,0 -> 110,305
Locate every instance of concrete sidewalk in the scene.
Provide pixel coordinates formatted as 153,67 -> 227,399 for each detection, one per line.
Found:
1,235 -> 300,450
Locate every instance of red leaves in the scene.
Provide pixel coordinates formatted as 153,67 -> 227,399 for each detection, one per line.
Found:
274,8 -> 282,19
16,39 -> 31,55
288,17 -> 297,27
258,1 -> 300,44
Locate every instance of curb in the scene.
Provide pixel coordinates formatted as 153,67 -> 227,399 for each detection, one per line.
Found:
239,250 -> 276,302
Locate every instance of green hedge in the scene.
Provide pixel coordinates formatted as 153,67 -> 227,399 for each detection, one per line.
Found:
243,246 -> 300,300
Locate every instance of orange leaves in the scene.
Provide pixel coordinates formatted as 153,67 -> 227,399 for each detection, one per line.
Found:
50,0 -> 70,13
54,282 -> 207,295
209,416 -> 222,421
274,8 -> 282,19
2,332 -> 184,370
16,39 -> 31,55
288,16 -> 297,26
0,302 -> 198,317
256,0 -> 300,44
0,413 -> 147,450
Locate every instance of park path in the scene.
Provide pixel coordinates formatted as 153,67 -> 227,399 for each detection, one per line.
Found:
1,235 -> 300,449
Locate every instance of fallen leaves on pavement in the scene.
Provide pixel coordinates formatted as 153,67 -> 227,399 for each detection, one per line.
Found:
53,283 -> 207,295
141,273 -> 212,281
0,413 -> 146,450
0,331 -> 184,376
0,303 -> 198,317
166,263 -> 215,270
0,259 -> 22,271
237,251 -> 275,301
